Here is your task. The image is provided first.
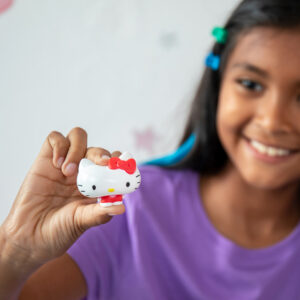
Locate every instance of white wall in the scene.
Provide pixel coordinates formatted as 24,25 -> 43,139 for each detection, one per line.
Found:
0,0 -> 239,224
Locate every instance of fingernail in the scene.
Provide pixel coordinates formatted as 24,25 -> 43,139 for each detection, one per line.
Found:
101,155 -> 110,160
108,213 -> 117,216
65,163 -> 77,176
57,157 -> 65,168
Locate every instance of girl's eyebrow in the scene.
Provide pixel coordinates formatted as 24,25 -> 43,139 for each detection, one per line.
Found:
231,63 -> 269,78
232,63 -> 300,87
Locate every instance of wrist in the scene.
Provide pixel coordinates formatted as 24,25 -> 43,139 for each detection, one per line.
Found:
0,227 -> 41,299
0,226 -> 41,275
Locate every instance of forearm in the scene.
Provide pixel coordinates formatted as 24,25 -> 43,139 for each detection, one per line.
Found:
0,228 -> 39,300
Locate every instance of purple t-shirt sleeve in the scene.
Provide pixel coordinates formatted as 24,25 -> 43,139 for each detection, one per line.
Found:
67,215 -> 125,299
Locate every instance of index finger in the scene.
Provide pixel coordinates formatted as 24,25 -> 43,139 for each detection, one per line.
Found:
61,127 -> 88,176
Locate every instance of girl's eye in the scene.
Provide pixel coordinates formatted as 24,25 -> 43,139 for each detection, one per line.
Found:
236,79 -> 263,92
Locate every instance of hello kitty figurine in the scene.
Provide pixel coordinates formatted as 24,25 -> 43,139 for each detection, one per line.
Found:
77,152 -> 141,207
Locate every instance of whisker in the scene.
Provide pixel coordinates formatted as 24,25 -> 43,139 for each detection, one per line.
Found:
136,175 -> 140,177
78,184 -> 83,186
81,190 -> 86,192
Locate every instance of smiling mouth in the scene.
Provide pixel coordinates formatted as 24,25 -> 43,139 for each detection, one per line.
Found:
246,138 -> 299,157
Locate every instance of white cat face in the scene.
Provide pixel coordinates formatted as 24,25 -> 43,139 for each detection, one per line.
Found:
77,152 -> 141,198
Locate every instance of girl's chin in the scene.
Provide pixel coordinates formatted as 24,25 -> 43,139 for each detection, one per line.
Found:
236,161 -> 298,191
239,170 -> 291,191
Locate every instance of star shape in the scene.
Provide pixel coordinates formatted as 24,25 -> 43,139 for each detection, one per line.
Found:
132,127 -> 160,155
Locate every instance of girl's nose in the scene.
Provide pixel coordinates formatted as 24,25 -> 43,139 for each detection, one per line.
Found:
256,95 -> 291,134
108,188 -> 115,193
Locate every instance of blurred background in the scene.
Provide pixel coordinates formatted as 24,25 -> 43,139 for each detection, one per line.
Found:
0,0 -> 239,223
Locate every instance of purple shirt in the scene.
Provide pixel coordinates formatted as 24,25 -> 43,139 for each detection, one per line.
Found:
67,165 -> 300,300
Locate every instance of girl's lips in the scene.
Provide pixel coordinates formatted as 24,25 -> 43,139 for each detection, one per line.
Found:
243,137 -> 299,164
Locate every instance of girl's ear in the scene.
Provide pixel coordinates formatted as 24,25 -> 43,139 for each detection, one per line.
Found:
79,158 -> 94,171
119,152 -> 133,160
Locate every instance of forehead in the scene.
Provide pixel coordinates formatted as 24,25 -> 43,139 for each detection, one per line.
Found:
226,27 -> 300,72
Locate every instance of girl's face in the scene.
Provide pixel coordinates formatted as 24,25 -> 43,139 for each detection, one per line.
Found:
217,27 -> 300,190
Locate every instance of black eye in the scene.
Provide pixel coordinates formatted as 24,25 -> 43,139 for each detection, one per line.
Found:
92,185 -> 96,190
126,182 -> 130,187
236,79 -> 263,92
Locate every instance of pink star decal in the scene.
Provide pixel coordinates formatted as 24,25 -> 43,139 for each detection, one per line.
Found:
132,127 -> 160,155
0,0 -> 13,14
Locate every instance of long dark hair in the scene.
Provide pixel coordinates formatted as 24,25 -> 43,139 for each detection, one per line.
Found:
164,0 -> 300,175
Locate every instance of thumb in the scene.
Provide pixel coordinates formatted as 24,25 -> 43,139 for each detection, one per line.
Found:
75,202 -> 126,231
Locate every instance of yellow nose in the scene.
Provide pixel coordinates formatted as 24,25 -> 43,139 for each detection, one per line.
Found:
108,188 -> 115,193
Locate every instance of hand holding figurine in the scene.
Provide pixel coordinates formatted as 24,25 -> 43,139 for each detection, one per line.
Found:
0,128 -> 131,270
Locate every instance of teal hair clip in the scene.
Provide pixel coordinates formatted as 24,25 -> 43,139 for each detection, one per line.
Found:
212,27 -> 228,44
205,53 -> 220,70
140,133 -> 196,166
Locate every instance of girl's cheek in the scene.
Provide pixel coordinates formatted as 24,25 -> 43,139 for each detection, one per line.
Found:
217,93 -> 255,155
217,95 -> 250,131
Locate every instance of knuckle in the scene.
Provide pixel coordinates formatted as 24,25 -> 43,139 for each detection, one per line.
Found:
48,130 -> 62,139
48,131 -> 70,148
70,127 -> 87,137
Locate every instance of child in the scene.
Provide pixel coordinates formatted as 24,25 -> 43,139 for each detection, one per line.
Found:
1,0 -> 300,299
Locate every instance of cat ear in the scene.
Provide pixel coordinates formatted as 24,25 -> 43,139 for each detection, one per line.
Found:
119,152 -> 133,160
79,158 -> 95,171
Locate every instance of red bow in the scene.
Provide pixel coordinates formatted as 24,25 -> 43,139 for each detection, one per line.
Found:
108,157 -> 136,174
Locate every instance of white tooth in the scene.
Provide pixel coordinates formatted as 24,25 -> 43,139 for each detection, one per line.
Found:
250,139 -> 290,156
267,148 -> 277,156
258,144 -> 267,154
252,140 -> 260,150
278,149 -> 290,155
